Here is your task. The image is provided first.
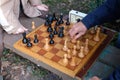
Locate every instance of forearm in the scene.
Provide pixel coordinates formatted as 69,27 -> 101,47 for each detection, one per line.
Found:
82,0 -> 120,29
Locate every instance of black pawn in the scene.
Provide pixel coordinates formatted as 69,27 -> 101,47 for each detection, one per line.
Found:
34,35 -> 39,43
53,28 -> 58,35
47,24 -> 53,32
66,18 -> 70,25
53,13 -> 57,21
49,38 -> 54,44
22,32 -> 28,44
58,32 -> 64,38
49,32 -> 54,39
27,41 -> 32,47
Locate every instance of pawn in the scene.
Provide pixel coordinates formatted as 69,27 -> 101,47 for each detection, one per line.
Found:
44,38 -> 49,50
53,28 -> 58,35
66,18 -> 70,25
93,27 -> 100,41
63,39 -> 68,51
27,41 -> 32,47
49,38 -> 54,44
49,32 -> 54,39
63,54 -> 68,65
34,35 -> 39,43
72,45 -> 77,56
76,40 -> 80,50
70,56 -> 76,67
84,39 -> 89,55
32,21 -> 35,30
78,46 -> 84,58
67,49 -> 71,59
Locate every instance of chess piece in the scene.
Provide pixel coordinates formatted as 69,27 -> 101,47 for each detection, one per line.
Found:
53,13 -> 57,21
59,13 -> 64,24
49,32 -> 54,39
47,24 -> 53,32
93,27 -> 100,41
63,54 -> 68,65
49,38 -> 54,44
66,18 -> 70,25
84,39 -> 89,55
32,21 -> 35,30
44,15 -> 49,26
34,35 -> 39,43
78,46 -> 84,58
63,38 -> 68,51
70,56 -> 76,66
72,45 -> 77,56
53,28 -> 58,35
27,40 -> 32,47
22,32 -> 28,44
67,49 -> 71,59
58,27 -> 64,38
76,40 -> 80,50
44,38 -> 49,49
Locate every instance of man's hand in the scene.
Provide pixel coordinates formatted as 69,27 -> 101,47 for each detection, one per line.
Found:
69,22 -> 87,39
36,4 -> 49,11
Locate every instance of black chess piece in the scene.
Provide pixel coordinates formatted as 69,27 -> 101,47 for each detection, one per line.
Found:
66,18 -> 70,25
34,35 -> 39,43
49,38 -> 54,44
27,41 -> 32,47
58,32 -> 64,38
53,13 -> 57,21
44,15 -> 49,26
49,32 -> 54,39
53,28 -> 58,35
47,24 -> 53,32
59,13 -> 64,24
22,32 -> 28,44
55,19 -> 60,26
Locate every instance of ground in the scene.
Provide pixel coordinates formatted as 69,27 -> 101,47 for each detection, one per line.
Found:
1,0 -> 120,80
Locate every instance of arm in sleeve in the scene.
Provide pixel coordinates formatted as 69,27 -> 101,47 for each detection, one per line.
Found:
81,0 -> 120,29
103,68 -> 120,80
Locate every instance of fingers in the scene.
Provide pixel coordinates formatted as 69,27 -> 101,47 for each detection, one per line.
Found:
69,22 -> 87,40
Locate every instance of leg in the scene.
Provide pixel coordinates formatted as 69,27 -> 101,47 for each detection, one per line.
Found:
115,33 -> 120,48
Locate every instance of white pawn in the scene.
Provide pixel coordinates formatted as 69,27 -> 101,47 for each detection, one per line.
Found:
63,54 -> 68,65
70,56 -> 76,66
32,21 -> 35,30
84,39 -> 89,55
93,27 -> 100,41
76,40 -> 80,50
63,38 -> 68,51
72,45 -> 77,56
44,38 -> 49,50
67,49 -> 71,59
78,46 -> 84,58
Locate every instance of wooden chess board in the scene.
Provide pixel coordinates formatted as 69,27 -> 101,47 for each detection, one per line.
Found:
14,21 -> 107,78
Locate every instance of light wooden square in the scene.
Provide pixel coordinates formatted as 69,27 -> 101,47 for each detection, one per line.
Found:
31,46 -> 41,53
56,51 -> 66,58
54,44 -> 63,50
44,52 -> 54,59
58,59 -> 67,66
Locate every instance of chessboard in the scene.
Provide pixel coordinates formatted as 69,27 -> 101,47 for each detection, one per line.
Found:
14,14 -> 107,78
